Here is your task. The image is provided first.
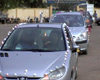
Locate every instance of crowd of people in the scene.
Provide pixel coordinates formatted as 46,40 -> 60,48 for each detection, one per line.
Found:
0,16 -> 50,24
0,10 -> 98,24
0,12 -> 50,24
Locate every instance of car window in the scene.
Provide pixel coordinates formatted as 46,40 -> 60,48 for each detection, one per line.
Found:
1,27 -> 66,51
50,14 -> 84,27
50,15 -> 65,23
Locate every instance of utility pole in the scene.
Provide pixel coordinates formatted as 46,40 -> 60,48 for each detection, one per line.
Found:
49,5 -> 52,17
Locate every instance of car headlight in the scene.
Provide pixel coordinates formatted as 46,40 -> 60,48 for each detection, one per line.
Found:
41,66 -> 66,80
76,32 -> 87,41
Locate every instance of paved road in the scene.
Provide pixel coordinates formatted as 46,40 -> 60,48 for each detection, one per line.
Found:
0,24 -> 100,80
0,24 -> 16,46
77,25 -> 100,80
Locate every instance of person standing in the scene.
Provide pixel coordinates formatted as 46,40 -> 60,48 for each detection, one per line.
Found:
27,16 -> 30,23
40,12 -> 43,23
93,11 -> 98,22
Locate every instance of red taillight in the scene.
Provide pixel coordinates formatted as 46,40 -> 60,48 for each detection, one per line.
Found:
0,75 -> 3,80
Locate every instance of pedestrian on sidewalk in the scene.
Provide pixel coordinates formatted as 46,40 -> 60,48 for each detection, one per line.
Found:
40,12 -> 43,23
93,11 -> 98,22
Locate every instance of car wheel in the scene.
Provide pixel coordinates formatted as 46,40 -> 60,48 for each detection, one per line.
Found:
70,71 -> 74,80
83,50 -> 88,55
97,23 -> 100,26
70,68 -> 78,80
75,67 -> 78,79
75,58 -> 78,79
84,43 -> 89,55
70,75 -> 73,80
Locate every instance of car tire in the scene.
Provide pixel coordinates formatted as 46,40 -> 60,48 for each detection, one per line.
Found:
75,58 -> 78,79
70,67 -> 78,80
70,71 -> 74,80
97,23 -> 100,26
84,43 -> 89,55
75,67 -> 78,79
83,50 -> 88,55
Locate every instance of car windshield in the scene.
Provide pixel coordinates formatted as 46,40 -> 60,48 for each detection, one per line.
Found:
50,14 -> 84,27
1,27 -> 66,51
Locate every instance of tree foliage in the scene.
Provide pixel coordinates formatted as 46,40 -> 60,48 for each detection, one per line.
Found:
88,0 -> 100,7
0,0 -> 46,10
0,0 -> 100,11
57,3 -> 77,11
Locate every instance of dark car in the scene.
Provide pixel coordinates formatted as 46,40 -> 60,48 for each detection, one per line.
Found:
0,23 -> 78,80
0,14 -> 7,24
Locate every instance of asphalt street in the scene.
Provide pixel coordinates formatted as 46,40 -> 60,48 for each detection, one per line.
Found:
77,24 -> 100,80
0,24 -> 16,46
0,24 -> 100,80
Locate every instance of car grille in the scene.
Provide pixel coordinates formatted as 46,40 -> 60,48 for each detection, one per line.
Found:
5,77 -> 40,80
76,40 -> 87,44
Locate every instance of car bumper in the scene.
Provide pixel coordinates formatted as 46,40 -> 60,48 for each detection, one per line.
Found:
75,40 -> 88,51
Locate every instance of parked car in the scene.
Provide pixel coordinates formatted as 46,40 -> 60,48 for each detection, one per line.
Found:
0,23 -> 78,80
50,12 -> 89,54
0,14 -> 8,24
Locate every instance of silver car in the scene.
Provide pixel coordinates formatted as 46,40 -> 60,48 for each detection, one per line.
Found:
0,23 -> 78,80
50,12 -> 89,54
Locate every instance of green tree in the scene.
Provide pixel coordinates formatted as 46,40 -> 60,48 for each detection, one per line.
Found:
88,0 -> 100,7
58,3 -> 77,11
0,0 -> 46,10
23,0 -> 43,8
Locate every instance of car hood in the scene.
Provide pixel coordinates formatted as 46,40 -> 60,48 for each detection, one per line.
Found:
0,51 -> 66,77
68,27 -> 86,36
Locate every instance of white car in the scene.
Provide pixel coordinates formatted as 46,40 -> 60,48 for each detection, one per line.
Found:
0,23 -> 78,80
50,12 -> 89,54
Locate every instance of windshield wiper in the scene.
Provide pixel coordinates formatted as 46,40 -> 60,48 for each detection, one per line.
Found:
1,49 -> 13,51
22,49 -> 55,52
1,49 -> 57,52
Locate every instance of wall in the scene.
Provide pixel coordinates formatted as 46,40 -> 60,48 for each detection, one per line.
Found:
7,8 -> 50,21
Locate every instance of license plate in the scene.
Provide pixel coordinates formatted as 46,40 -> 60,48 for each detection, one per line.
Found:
77,48 -> 80,53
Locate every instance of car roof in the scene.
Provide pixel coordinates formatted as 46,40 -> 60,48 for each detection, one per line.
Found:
55,12 -> 82,16
17,23 -> 65,28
